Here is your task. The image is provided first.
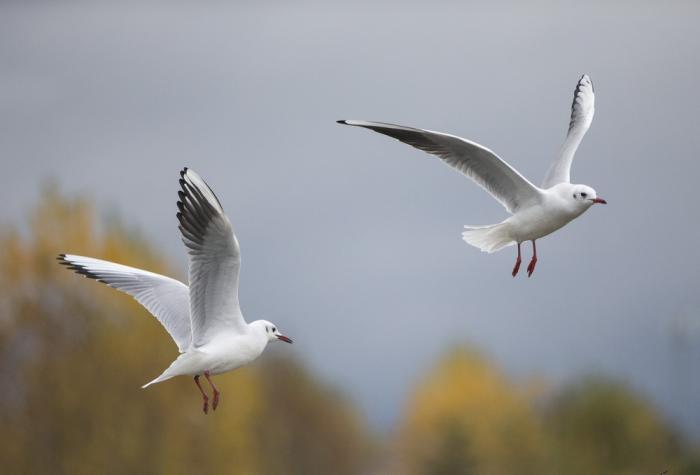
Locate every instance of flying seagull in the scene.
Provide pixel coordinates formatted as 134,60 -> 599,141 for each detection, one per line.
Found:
338,74 -> 606,277
58,168 -> 292,414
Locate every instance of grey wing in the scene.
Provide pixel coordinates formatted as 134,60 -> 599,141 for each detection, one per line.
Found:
58,254 -> 191,352
338,120 -> 542,213
177,168 -> 246,347
542,74 -> 595,188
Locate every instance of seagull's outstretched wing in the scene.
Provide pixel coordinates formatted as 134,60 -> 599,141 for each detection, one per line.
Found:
178,168 -> 246,347
338,120 -> 542,213
58,254 -> 191,352
542,74 -> 595,188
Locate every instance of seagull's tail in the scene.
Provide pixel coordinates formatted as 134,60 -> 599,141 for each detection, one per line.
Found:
142,372 -> 175,389
141,356 -> 184,389
461,222 -> 514,253
142,352 -> 197,389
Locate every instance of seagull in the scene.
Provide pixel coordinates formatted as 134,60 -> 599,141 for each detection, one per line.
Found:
58,168 -> 292,414
338,74 -> 606,277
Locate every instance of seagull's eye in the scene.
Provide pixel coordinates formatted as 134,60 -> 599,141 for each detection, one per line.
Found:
581,192 -> 588,198
272,327 -> 276,333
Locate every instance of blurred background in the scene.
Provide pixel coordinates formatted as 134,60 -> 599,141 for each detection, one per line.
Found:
1,0 -> 699,473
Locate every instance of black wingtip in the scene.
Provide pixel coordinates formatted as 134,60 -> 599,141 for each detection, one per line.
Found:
578,74 -> 594,92
336,120 -> 347,125
54,255 -> 105,282
56,254 -> 72,266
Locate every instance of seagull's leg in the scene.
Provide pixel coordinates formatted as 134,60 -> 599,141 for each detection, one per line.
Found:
204,371 -> 220,411
194,375 -> 209,414
512,242 -> 522,277
526,240 -> 538,277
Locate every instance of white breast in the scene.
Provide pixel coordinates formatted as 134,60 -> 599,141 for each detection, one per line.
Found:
201,332 -> 268,375
508,194 -> 583,242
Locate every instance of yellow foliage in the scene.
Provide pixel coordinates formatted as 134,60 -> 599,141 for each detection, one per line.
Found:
392,347 -> 547,475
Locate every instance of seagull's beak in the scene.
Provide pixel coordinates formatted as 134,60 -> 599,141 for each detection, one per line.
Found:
590,197 -> 607,204
277,334 -> 293,344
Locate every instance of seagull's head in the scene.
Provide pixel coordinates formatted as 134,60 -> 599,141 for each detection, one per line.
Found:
570,184 -> 607,208
252,320 -> 293,344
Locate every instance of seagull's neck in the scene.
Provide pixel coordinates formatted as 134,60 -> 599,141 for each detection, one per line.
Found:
543,182 -> 573,196
247,321 -> 271,345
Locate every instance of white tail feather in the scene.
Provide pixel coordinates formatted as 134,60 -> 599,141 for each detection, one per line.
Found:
141,355 -> 186,388
461,223 -> 514,253
141,372 -> 175,389
142,352 -> 199,388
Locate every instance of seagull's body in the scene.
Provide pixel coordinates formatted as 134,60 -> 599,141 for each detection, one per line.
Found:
339,74 -> 606,276
59,168 -> 292,413
147,320 -> 273,383
464,182 -> 595,251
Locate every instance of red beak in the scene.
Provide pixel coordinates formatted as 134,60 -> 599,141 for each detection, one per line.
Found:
277,335 -> 293,344
591,198 -> 607,204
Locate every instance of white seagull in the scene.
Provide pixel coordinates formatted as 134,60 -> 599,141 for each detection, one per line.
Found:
338,74 -> 607,277
58,168 -> 292,414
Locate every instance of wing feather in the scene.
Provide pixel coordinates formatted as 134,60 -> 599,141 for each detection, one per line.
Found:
339,120 -> 541,213
542,74 -> 595,187
177,168 -> 246,347
58,254 -> 191,352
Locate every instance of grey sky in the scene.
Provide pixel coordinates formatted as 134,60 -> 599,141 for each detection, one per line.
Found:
2,0 -> 699,435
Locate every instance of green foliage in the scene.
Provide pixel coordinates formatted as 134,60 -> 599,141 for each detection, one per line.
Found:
0,189 -> 371,474
545,377 -> 686,475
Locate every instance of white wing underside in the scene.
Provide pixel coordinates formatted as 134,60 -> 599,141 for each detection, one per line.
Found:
177,168 -> 247,347
339,120 -> 542,214
58,254 -> 192,352
542,74 -> 595,188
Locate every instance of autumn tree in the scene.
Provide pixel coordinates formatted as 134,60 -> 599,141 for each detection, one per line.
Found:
391,347 -> 547,475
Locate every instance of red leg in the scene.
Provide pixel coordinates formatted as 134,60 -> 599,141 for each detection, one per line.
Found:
194,375 -> 209,414
512,242 -> 522,277
204,371 -> 220,411
526,240 -> 538,277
